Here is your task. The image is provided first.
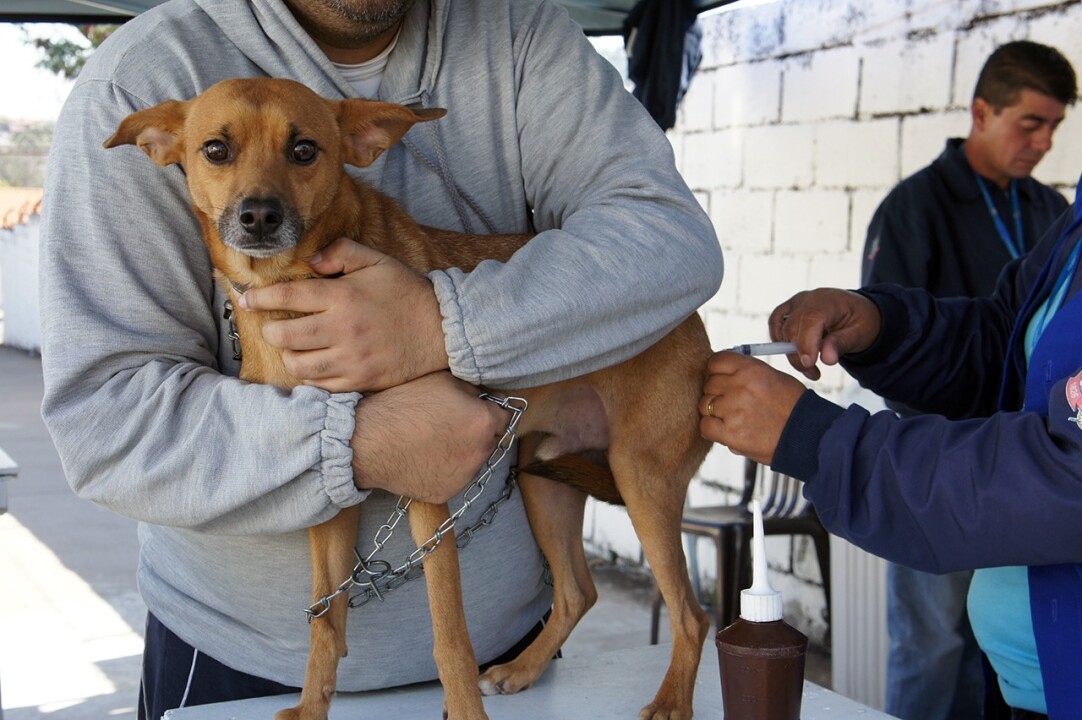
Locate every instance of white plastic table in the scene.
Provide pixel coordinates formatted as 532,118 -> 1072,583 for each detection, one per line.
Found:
164,641 -> 897,719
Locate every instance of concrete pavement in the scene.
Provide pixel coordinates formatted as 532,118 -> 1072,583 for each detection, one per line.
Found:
0,345 -> 144,719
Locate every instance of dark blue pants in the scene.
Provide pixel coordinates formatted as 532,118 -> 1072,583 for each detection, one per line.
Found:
138,611 -> 553,720
138,613 -> 297,720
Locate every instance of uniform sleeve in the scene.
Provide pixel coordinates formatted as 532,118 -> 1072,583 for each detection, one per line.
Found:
775,211 -> 1082,572
39,78 -> 365,536
792,393 -> 1082,574
431,2 -> 722,389
845,211 -> 1074,419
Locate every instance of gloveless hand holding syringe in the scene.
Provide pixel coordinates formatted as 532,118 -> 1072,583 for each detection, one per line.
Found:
725,342 -> 798,357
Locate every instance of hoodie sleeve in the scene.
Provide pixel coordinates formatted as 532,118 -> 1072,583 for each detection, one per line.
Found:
39,76 -> 365,536
430,1 -> 722,389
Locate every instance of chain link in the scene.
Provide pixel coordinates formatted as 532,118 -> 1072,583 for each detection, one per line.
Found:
304,393 -> 528,620
222,299 -> 243,362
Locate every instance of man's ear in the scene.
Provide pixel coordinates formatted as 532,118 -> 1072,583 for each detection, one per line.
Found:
336,99 -> 447,168
971,96 -> 994,133
103,99 -> 190,166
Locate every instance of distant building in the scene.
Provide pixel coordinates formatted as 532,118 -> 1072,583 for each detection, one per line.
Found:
0,186 -> 43,352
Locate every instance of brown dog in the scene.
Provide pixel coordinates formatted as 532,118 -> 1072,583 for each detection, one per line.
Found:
105,77 -> 712,720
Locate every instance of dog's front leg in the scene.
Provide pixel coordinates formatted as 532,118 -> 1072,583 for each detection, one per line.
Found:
276,504 -> 361,720
408,500 -> 488,720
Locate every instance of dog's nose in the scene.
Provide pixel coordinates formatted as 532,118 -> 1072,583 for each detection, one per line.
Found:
238,197 -> 284,238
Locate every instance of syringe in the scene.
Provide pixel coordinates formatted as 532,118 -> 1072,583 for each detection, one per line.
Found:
726,342 -> 799,357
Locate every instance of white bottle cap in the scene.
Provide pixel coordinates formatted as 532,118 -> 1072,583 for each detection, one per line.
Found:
740,499 -> 784,622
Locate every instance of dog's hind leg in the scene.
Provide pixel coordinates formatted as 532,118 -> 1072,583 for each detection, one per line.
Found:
408,500 -> 489,720
276,503 -> 362,720
478,469 -> 595,696
611,447 -> 709,720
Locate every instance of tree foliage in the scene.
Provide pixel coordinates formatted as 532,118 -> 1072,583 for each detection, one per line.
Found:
29,24 -> 115,80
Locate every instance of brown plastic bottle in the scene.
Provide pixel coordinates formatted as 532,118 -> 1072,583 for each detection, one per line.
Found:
716,500 -> 808,720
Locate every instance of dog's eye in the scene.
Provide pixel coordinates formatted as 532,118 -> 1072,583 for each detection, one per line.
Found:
291,141 -> 318,165
202,141 -> 229,164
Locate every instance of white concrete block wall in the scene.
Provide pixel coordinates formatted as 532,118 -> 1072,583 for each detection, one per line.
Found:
712,61 -> 782,127
710,189 -> 773,252
900,111 -> 971,178
781,48 -> 860,123
681,127 -> 744,188
584,0 -> 1082,665
738,253 -> 810,314
677,72 -> 714,133
1039,110 -> 1082,187
774,190 -> 850,255
849,189 -> 884,254
860,36 -> 956,115
699,2 -> 785,68
744,124 -> 816,188
815,119 -> 899,189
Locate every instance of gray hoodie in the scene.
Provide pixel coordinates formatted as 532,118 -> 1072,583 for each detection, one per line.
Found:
39,0 -> 722,690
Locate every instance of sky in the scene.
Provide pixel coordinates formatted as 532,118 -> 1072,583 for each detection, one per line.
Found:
0,23 -> 80,123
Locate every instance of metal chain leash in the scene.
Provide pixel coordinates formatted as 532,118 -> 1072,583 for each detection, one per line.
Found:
222,299 -> 243,362
304,393 -> 529,621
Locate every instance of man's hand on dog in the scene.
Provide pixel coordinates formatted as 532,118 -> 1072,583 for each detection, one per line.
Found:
239,238 -> 448,393
351,371 -> 506,502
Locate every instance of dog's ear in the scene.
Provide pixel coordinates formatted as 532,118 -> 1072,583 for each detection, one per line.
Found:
337,100 -> 447,168
103,100 -> 190,166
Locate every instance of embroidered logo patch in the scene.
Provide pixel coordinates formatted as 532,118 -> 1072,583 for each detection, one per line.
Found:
1066,371 -> 1082,429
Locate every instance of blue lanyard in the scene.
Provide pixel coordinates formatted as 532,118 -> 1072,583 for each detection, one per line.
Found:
975,173 -> 1024,259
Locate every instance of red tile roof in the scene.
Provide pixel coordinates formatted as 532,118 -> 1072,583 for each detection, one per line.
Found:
0,187 -> 44,230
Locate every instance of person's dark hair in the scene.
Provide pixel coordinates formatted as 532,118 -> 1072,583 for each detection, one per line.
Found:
973,40 -> 1078,108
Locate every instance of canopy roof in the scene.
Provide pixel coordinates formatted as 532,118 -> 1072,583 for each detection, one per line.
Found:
0,0 -> 733,35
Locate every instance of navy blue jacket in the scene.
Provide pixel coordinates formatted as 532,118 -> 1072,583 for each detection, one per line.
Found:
776,204 -> 1082,569
774,193 -> 1082,717
863,138 -> 1067,298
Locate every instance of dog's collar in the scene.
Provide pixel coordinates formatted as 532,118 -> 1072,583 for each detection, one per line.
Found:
227,279 -> 250,296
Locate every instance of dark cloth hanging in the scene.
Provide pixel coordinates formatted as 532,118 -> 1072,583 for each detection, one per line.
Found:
622,0 -> 702,131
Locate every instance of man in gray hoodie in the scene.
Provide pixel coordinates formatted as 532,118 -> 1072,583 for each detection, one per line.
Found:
39,0 -> 722,716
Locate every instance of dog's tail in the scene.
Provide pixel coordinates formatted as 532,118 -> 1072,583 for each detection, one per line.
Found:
521,454 -> 624,506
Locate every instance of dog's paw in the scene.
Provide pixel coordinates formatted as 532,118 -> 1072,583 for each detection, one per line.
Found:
478,664 -> 534,696
274,706 -> 328,720
478,676 -> 501,696
636,701 -> 693,720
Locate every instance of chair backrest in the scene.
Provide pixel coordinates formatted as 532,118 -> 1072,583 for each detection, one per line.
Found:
739,458 -> 811,519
